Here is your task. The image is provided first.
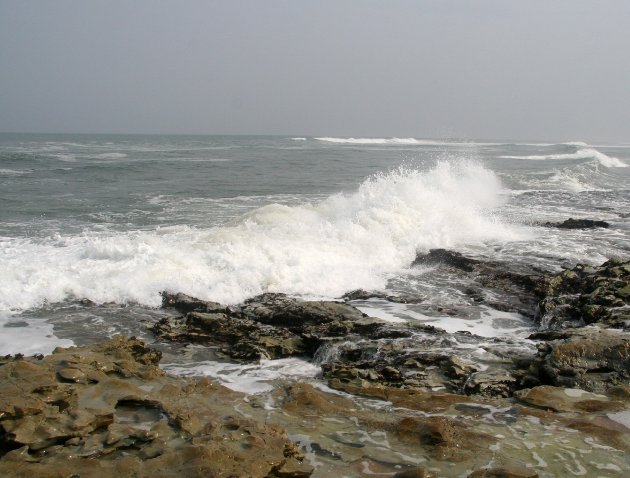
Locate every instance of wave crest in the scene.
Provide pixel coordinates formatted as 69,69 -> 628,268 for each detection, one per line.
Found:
315,137 -> 444,145
0,162 -> 524,310
502,146 -> 627,168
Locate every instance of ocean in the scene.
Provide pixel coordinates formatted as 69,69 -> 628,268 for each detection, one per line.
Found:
1,133 -> 629,367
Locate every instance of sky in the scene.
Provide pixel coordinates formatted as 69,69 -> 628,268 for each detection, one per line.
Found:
1,0 -> 629,142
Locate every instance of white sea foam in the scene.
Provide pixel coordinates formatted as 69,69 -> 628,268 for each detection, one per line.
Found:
501,147 -> 627,168
315,137 -> 446,145
92,152 -> 128,159
162,357 -> 320,393
52,153 -> 77,162
290,137 -> 307,141
0,168 -> 32,176
0,314 -> 74,355
0,161 -> 524,310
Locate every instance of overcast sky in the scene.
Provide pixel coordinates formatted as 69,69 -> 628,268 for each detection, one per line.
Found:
1,1 -> 628,142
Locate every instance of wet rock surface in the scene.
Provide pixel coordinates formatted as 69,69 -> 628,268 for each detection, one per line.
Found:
542,218 -> 610,229
153,292 -> 393,361
0,337 -> 311,478
2,338 -> 629,476
536,257 -> 630,329
524,326 -> 630,392
155,289 -> 534,398
412,249 -> 545,317
154,254 -> 630,401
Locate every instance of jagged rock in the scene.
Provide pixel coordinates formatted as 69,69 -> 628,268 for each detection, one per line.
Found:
160,291 -> 225,314
526,327 -> 630,393
0,337 -> 311,478
239,293 -> 368,327
153,293 -> 397,361
542,218 -> 610,229
341,289 -> 421,303
537,258 -> 630,329
413,249 -> 481,272
463,369 -> 517,398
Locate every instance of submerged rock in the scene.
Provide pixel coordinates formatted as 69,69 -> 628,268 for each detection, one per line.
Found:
412,249 -> 544,317
0,337 -> 311,477
468,467 -> 539,478
393,415 -> 496,462
515,385 -> 626,413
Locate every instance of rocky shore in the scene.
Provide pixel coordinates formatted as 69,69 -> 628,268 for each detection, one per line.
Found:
2,253 -> 629,476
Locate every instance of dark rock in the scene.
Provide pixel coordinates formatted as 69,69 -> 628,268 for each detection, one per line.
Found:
160,291 -> 225,314
542,218 -> 610,229
413,249 -> 480,272
152,293 -> 397,362
150,311 -> 306,361
536,258 -> 630,329
239,293 -> 367,327
341,289 -> 421,303
412,249 -> 545,317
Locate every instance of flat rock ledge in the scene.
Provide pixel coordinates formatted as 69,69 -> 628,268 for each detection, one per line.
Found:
0,337 -> 312,478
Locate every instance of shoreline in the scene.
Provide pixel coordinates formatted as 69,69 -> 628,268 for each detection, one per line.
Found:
2,252 -> 629,476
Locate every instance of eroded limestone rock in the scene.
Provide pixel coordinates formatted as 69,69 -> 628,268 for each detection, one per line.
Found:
0,337 -> 311,478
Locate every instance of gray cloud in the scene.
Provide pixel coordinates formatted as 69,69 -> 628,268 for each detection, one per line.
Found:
1,0 -> 628,142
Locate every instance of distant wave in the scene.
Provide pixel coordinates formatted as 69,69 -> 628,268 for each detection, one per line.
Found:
501,147 -> 627,168
315,137 -> 446,145
290,137 -> 307,141
92,152 -> 128,159
0,168 -> 32,176
52,153 -> 77,162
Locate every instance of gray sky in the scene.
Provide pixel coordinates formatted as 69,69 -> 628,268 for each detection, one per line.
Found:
1,0 -> 629,142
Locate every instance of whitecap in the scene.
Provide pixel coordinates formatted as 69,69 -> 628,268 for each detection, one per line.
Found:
92,152 -> 128,159
0,168 -> 32,176
162,357 -> 320,394
501,147 -> 627,168
0,162 -> 524,310
315,137 -> 445,145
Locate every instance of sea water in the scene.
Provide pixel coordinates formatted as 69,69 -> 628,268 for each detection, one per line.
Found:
1,133 -> 629,359
2,134 -> 630,476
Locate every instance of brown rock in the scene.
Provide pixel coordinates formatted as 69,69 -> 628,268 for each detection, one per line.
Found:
0,337 -> 311,478
515,385 -> 625,413
394,416 -> 495,461
468,466 -> 539,478
394,466 -> 438,478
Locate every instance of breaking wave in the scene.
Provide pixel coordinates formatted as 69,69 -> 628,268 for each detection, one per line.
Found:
315,137 -> 445,145
501,146 -> 627,168
0,162 -> 524,310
